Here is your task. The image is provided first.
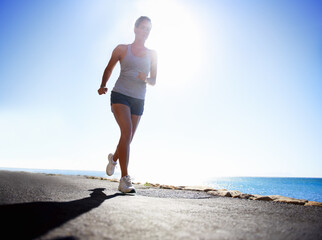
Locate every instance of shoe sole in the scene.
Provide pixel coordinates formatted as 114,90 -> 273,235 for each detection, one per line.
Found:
106,162 -> 116,176
118,188 -> 136,194
106,165 -> 113,176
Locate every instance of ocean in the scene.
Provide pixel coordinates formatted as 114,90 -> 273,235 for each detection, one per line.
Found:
205,176 -> 322,202
1,167 -> 321,202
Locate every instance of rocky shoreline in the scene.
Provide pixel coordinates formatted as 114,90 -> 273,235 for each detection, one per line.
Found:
84,175 -> 322,207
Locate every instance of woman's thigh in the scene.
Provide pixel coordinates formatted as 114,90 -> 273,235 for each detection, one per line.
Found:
112,104 -> 132,136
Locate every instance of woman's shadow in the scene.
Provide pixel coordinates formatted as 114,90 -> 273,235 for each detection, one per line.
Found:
0,188 -> 124,239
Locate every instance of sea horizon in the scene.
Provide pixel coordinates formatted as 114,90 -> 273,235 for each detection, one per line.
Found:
1,167 -> 321,202
2,166 -> 321,179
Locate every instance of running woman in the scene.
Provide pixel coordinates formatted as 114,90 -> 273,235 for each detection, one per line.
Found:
98,16 -> 157,193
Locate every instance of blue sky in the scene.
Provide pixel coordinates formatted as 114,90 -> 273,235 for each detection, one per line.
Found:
1,0 -> 321,185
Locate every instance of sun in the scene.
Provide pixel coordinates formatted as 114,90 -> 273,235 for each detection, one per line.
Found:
136,0 -> 206,89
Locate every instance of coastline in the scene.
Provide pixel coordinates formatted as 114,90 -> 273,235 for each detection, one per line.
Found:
2,167 -> 321,207
85,175 -> 322,207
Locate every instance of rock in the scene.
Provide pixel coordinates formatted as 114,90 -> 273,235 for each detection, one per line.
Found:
248,194 -> 262,200
232,193 -> 254,199
208,190 -> 232,197
160,185 -> 177,189
268,195 -> 308,205
183,186 -> 214,192
149,183 -> 160,188
304,201 -> 322,207
85,176 -> 108,181
253,195 -> 273,201
155,184 -> 183,190
242,194 -> 255,199
229,190 -> 243,198
166,185 -> 183,190
109,179 -> 119,182
218,190 -> 232,197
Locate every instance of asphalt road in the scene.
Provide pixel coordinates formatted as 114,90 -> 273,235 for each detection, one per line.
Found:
0,170 -> 321,240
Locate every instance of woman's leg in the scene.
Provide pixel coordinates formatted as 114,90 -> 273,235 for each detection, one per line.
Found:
112,114 -> 141,163
111,104 -> 133,178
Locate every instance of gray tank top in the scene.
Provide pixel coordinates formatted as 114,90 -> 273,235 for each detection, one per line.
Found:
112,44 -> 151,100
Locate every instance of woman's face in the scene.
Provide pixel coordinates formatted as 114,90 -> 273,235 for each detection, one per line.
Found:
135,20 -> 152,40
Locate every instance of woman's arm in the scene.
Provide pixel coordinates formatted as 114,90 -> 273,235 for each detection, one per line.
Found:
98,45 -> 123,95
146,50 -> 158,86
137,50 -> 158,86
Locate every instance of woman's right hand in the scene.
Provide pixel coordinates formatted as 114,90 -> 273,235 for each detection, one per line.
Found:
98,87 -> 108,95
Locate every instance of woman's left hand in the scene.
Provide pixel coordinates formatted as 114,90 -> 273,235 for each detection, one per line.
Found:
137,72 -> 147,82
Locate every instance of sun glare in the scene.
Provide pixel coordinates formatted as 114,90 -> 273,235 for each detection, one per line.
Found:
136,0 -> 205,89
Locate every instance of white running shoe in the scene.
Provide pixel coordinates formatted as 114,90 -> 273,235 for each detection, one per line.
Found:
118,175 -> 136,193
106,153 -> 117,176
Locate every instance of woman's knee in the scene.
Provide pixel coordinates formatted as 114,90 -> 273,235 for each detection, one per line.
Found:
120,128 -> 132,143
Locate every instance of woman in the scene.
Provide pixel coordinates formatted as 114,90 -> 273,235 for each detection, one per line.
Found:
98,16 -> 157,193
